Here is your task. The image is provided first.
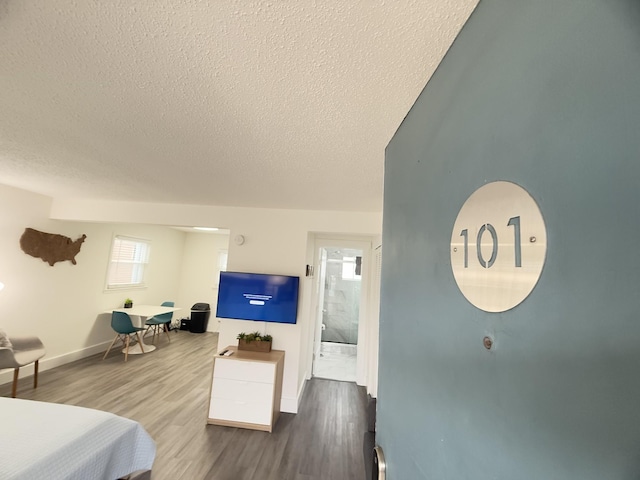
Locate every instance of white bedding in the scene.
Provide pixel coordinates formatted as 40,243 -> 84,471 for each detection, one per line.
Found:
0,397 -> 156,480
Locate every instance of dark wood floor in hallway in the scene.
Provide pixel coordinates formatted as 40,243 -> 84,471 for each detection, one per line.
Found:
0,331 -> 368,480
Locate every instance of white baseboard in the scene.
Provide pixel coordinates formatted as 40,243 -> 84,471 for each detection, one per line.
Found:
297,376 -> 307,408
0,340 -> 111,387
279,378 -> 308,414
280,396 -> 297,414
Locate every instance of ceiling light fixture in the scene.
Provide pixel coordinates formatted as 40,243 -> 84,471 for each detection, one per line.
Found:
193,227 -> 219,231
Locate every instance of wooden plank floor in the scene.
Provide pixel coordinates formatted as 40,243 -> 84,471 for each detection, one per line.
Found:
0,331 -> 368,480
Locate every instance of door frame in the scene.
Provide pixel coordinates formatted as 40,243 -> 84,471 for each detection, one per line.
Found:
309,235 -> 373,386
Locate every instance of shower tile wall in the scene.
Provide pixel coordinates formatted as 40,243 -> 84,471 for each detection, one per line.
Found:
322,261 -> 360,344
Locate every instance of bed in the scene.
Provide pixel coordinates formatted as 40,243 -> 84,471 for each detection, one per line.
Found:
0,397 -> 156,480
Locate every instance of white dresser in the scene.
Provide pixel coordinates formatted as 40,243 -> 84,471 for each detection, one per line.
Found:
207,346 -> 285,432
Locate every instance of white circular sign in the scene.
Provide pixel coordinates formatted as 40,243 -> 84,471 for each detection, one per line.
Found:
450,181 -> 547,312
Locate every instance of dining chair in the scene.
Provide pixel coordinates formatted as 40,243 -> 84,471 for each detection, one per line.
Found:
144,301 -> 174,344
103,311 -> 146,361
0,329 -> 46,398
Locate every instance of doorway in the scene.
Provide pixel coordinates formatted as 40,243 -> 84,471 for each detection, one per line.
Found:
312,245 -> 364,382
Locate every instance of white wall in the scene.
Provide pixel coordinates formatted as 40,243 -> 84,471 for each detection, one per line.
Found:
50,197 -> 382,413
220,217 -> 310,413
0,184 -> 187,385
177,232 -> 230,332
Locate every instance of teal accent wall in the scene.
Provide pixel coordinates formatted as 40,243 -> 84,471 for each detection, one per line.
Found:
379,1 -> 640,478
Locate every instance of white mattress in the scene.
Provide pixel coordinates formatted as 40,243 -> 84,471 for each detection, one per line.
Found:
0,397 -> 156,480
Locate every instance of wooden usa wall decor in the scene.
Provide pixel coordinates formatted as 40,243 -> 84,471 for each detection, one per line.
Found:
20,228 -> 87,266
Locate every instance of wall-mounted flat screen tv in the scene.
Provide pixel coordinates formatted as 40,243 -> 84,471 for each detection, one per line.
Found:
216,271 -> 300,324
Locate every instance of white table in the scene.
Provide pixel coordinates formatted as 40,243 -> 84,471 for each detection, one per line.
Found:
110,305 -> 181,355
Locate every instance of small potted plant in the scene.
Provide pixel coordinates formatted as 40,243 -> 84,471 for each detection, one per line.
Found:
237,331 -> 273,352
124,298 -> 133,308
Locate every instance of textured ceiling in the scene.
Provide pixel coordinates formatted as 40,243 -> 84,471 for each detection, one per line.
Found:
0,1 -> 477,212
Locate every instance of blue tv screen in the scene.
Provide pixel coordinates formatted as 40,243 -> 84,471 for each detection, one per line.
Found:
216,271 -> 300,324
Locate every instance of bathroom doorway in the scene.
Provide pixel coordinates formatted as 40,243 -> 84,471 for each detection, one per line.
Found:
312,245 -> 364,382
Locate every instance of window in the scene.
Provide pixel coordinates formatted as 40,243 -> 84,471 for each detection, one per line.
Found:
106,235 -> 151,289
218,249 -> 228,272
341,256 -> 362,280
214,249 -> 228,287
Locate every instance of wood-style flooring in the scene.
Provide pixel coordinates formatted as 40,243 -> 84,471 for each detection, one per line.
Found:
0,331 -> 368,480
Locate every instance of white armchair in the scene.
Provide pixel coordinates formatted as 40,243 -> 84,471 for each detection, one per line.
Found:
0,330 -> 46,398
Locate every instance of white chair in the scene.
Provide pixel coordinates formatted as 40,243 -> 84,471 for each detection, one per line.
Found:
0,329 -> 46,398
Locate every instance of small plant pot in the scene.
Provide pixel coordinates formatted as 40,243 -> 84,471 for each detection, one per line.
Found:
124,302 -> 133,309
238,339 -> 272,353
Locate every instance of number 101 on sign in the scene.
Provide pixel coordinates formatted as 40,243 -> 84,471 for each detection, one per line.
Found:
450,181 -> 547,313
